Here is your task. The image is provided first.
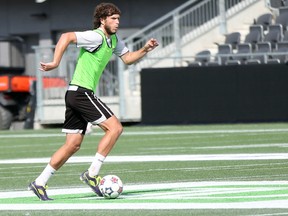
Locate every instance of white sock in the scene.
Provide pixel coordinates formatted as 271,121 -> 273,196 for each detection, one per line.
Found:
35,164 -> 56,186
88,153 -> 106,177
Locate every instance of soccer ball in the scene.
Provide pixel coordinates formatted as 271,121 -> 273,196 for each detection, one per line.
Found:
99,175 -> 123,199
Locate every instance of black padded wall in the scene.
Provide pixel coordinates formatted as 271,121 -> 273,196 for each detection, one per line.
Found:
141,64 -> 288,124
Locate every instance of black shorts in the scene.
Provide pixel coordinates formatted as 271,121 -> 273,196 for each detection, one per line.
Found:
62,85 -> 114,134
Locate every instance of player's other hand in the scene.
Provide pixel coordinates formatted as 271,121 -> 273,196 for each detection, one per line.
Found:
143,38 -> 159,52
39,61 -> 59,71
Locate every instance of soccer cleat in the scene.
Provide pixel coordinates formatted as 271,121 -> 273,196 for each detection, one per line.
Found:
80,170 -> 103,197
28,181 -> 53,201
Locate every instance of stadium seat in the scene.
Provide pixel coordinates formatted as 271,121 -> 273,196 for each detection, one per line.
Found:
254,13 -> 273,31
246,59 -> 261,64
224,32 -> 241,50
266,58 -> 281,64
264,24 -> 283,49
188,50 -> 211,66
215,44 -> 233,65
244,25 -> 264,50
215,32 -> 241,50
250,42 -> 272,63
230,43 -> 252,64
279,6 -> 288,15
275,8 -> 288,31
283,30 -> 288,41
268,0 -> 288,8
225,60 -> 241,65
271,41 -> 288,63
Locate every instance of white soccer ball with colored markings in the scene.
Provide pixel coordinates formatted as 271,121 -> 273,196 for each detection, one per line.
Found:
99,175 -> 123,199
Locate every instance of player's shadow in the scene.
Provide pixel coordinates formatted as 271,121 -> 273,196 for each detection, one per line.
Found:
58,193 -> 124,201
121,188 -> 176,198
55,188 -> 174,201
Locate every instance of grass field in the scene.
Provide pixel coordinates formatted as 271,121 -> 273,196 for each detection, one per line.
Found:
0,123 -> 288,216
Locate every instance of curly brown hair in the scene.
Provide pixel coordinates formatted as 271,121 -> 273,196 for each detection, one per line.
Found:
93,3 -> 121,29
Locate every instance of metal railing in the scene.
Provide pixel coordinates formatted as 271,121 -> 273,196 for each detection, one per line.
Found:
116,0 -> 260,94
120,0 -> 259,70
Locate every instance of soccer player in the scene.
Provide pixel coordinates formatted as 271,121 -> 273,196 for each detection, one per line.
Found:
28,2 -> 158,201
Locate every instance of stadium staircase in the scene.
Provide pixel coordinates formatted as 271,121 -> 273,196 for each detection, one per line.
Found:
116,0 -> 271,121
123,0 -> 269,69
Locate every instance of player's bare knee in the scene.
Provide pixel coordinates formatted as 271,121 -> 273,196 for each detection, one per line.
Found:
72,144 -> 81,153
66,134 -> 83,151
65,141 -> 81,154
112,122 -> 123,137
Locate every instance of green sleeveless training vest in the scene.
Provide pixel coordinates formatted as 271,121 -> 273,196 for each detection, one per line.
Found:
70,29 -> 117,91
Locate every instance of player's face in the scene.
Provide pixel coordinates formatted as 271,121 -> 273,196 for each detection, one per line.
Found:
102,14 -> 120,35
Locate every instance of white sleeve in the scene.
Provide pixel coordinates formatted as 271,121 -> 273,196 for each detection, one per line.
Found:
114,35 -> 129,57
75,30 -> 103,52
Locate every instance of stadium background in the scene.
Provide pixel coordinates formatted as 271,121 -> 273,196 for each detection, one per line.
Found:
0,0 -> 188,78
1,0 -> 288,128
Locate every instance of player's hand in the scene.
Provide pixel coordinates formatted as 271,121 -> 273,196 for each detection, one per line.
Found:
143,38 -> 159,52
39,61 -> 59,71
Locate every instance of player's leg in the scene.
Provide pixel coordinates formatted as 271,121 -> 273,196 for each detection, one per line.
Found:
97,115 -> 123,156
35,133 -> 84,186
28,133 -> 84,201
50,133 -> 84,169
80,116 -> 122,196
79,91 -> 122,196
28,89 -> 87,201
87,115 -> 122,175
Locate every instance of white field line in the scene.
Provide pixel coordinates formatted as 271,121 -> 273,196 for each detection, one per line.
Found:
2,181 -> 288,199
147,143 -> 288,151
1,128 -> 288,139
1,181 -> 288,210
1,181 -> 288,199
1,201 -> 288,210
128,188 -> 288,199
1,153 -> 288,164
249,213 -> 288,216
193,143 -> 288,149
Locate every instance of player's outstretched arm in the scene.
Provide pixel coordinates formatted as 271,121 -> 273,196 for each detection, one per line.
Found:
121,38 -> 159,65
40,32 -> 77,71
